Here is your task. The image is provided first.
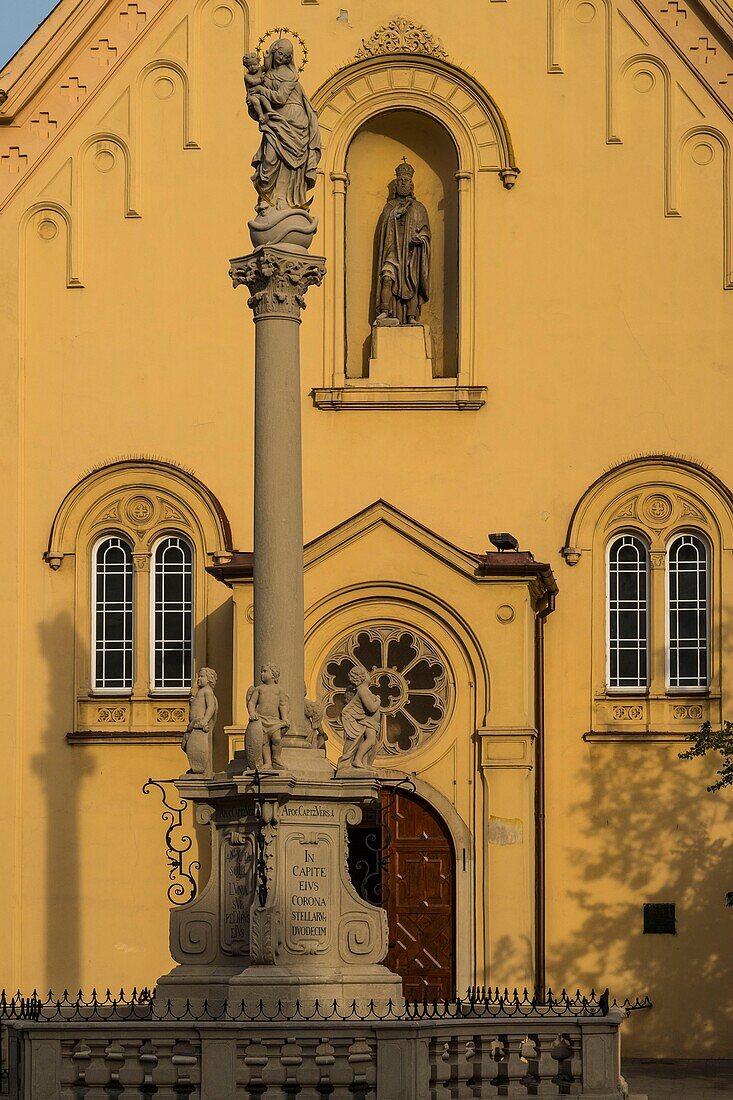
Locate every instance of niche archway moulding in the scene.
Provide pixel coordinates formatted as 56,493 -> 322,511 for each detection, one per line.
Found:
310,55 -> 519,406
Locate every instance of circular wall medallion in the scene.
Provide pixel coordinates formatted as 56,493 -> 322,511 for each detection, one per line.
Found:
632,70 -> 655,93
213,4 -> 234,26
575,1 -> 597,22
320,624 -> 451,757
37,218 -> 58,241
246,603 -> 255,624
154,76 -> 175,100
691,142 -> 714,166
496,604 -> 516,624
94,148 -> 116,173
643,494 -> 673,524
125,496 -> 155,524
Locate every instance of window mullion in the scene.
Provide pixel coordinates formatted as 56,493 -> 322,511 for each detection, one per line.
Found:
132,552 -> 151,698
649,554 -> 666,696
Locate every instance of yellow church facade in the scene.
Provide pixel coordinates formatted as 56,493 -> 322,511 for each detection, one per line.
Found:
1,0 -> 732,1060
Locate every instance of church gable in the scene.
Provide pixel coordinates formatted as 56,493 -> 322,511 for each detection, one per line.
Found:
2,0 -> 733,292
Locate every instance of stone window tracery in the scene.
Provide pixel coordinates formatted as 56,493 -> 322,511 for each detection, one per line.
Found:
320,625 -> 451,756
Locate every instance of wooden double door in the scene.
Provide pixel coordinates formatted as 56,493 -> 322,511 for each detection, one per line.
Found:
349,790 -> 455,1002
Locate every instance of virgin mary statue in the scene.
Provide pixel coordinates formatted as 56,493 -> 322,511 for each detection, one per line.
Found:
250,39 -> 321,211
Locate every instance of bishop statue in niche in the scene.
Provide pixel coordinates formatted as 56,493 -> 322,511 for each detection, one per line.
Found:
375,160 -> 431,325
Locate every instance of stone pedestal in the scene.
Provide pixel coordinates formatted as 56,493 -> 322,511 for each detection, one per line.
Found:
157,775 -> 403,1014
364,322 -> 434,386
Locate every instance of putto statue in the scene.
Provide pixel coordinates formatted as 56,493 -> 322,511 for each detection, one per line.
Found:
243,39 -> 321,219
245,663 -> 290,771
182,668 -> 218,777
336,665 -> 381,774
375,159 -> 431,325
305,692 -> 327,752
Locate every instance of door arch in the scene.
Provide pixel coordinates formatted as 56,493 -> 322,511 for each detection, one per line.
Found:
348,789 -> 456,1001
383,789 -> 456,1000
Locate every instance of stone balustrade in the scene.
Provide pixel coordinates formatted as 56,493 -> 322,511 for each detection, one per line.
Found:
3,1009 -> 633,1098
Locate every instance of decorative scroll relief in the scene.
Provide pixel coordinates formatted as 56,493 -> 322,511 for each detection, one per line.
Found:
606,488 -> 711,532
354,19 -> 449,60
320,625 -> 451,757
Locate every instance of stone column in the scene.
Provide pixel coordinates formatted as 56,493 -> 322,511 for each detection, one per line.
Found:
229,247 -> 326,765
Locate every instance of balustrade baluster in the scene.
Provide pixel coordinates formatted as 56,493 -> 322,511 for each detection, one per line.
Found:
314,1036 -> 337,1098
138,1040 -> 159,1096
454,1035 -> 476,1099
527,1033 -> 558,1096
471,1033 -> 500,1099
499,1034 -> 528,1096
347,1038 -> 374,1099
243,1040 -> 269,1098
104,1039 -> 126,1097
428,1036 -> 452,1099
280,1037 -> 304,1096
171,1039 -> 197,1097
71,1037 -> 92,1098
293,1037 -> 320,1100
567,1033 -> 582,1095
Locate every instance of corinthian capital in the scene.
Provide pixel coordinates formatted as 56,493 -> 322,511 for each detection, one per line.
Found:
229,247 -> 327,321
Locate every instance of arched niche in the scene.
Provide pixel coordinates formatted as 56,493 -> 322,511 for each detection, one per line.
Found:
311,55 -> 519,400
345,109 -> 459,380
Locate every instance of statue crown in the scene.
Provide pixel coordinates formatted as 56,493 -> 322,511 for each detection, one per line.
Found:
395,160 -> 415,179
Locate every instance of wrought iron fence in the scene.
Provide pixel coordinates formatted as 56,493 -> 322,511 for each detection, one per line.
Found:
0,986 -> 651,1024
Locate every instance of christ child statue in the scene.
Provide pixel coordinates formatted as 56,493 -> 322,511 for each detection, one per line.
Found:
242,52 -> 269,122
246,663 -> 290,769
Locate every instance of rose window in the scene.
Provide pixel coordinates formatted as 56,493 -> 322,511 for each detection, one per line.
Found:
320,625 -> 451,756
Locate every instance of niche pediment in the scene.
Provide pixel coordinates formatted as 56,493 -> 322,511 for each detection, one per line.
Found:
354,19 -> 449,61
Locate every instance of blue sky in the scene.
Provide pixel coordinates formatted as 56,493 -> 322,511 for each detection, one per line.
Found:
1,1 -> 59,70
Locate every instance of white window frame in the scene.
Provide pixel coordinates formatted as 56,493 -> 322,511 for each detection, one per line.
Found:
665,531 -> 710,693
606,532 -> 650,693
90,534 -> 135,695
149,533 -> 195,695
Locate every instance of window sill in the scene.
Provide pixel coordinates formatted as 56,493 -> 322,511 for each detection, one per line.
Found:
310,384 -> 487,411
67,730 -> 183,746
583,731 -> 692,744
77,697 -> 188,734
592,692 -> 719,733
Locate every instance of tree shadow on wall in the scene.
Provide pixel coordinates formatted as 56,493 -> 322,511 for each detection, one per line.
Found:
548,745 -> 733,1055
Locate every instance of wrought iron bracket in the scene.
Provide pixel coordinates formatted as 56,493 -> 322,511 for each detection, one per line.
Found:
143,779 -> 199,906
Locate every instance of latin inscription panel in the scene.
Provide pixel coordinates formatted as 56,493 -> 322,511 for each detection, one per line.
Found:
285,829 -> 331,953
220,831 -> 254,955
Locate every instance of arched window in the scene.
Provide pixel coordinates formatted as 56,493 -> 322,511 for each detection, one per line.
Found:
93,536 -> 134,691
667,534 -> 709,689
607,535 -> 649,690
152,535 -> 194,691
